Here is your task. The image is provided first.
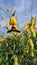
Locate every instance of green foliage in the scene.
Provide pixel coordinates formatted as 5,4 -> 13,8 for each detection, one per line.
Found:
0,16 -> 37,65
0,30 -> 37,65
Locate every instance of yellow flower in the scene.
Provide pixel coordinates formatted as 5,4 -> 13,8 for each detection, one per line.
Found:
9,17 -> 17,25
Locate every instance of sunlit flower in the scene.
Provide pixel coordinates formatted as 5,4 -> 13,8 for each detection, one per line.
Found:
9,17 -> 17,25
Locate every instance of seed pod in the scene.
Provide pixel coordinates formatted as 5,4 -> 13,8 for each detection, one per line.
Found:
13,55 -> 19,65
30,26 -> 36,37
28,39 -> 34,51
28,38 -> 34,57
30,51 -> 34,57
31,17 -> 35,26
